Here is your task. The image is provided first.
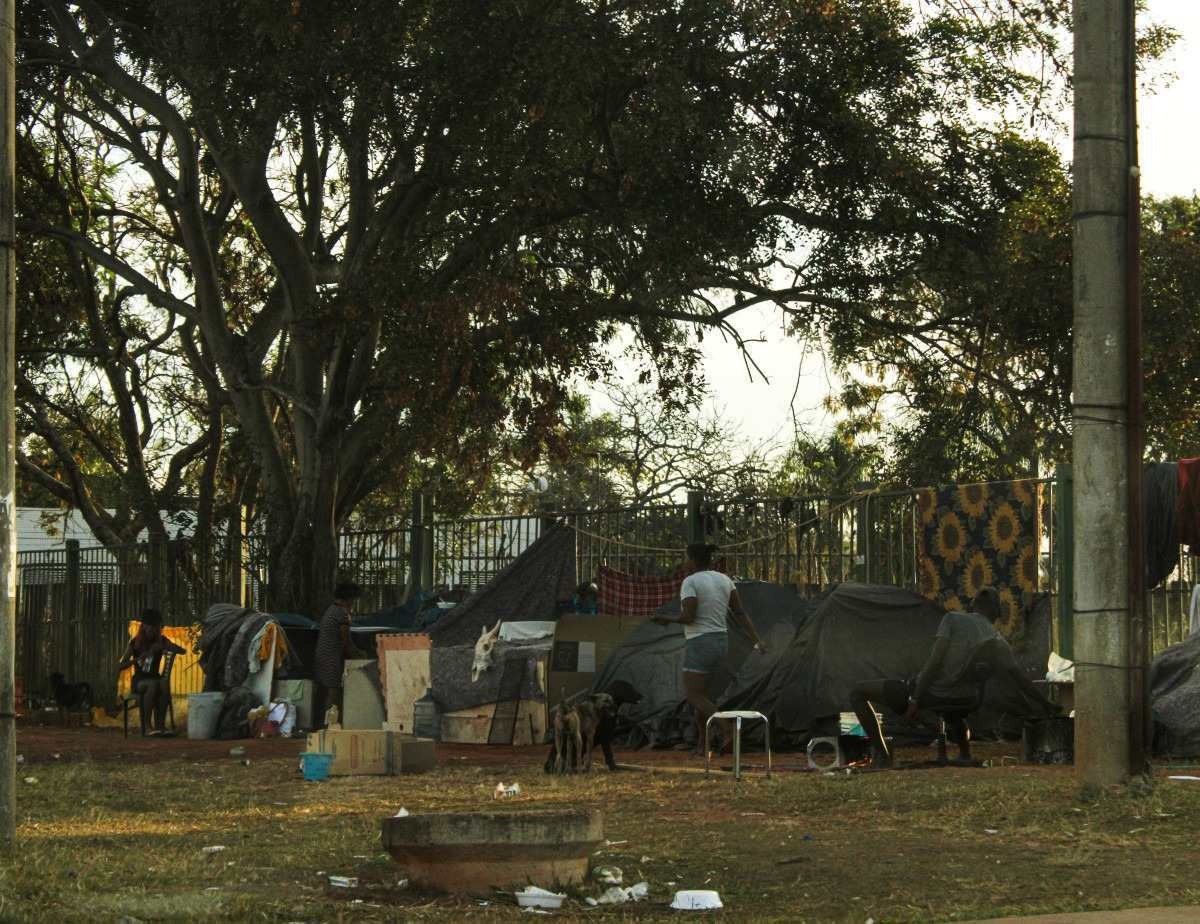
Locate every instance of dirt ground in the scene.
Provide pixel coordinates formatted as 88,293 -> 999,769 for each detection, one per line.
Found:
6,722 -> 1200,923
13,721 -> 760,768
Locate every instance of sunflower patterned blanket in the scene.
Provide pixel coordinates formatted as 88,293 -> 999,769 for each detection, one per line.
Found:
916,479 -> 1042,637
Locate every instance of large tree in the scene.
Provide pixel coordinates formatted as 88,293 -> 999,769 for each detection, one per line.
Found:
19,0 -> 1087,612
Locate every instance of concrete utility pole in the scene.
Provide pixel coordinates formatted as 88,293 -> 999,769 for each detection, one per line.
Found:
1072,0 -> 1143,786
0,0 -> 16,848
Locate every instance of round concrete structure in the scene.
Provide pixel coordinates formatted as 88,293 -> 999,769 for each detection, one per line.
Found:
381,809 -> 603,895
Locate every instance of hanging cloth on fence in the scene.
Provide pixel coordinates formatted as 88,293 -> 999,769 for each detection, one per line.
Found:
1179,457 -> 1200,555
1145,462 -> 1180,589
598,566 -> 689,618
915,479 -> 1042,638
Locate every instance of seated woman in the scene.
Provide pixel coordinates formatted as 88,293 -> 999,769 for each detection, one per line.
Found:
118,608 -> 187,736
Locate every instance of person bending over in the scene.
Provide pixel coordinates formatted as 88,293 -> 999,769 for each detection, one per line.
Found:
118,608 -> 187,736
313,582 -> 363,728
850,587 -> 1041,768
653,543 -> 766,754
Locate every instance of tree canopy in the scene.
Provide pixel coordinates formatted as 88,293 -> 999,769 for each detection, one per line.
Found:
16,0 -> 1130,610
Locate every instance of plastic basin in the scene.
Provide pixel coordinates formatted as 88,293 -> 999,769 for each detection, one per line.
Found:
301,751 -> 334,782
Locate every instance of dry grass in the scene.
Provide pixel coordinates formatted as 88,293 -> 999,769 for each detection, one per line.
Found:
4,743 -> 1200,923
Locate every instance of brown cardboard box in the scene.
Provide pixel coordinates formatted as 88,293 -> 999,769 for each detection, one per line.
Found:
305,729 -> 435,775
393,734 -> 436,773
548,613 -> 645,703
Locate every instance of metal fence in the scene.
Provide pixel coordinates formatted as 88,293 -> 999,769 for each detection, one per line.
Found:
16,474 -> 1199,709
15,540 -> 218,710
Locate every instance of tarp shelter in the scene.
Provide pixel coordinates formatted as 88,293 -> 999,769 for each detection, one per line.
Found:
195,604 -> 306,692
1151,631 -> 1200,756
429,522 -> 578,647
432,638 -> 552,745
360,592 -> 444,633
719,583 -> 1054,746
591,581 -> 814,748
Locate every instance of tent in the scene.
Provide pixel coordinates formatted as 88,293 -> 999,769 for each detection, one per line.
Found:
429,522 -> 578,647
590,581 -> 814,748
593,581 -> 1054,750
377,526 -> 574,743
719,583 -> 1054,745
1151,631 -> 1200,756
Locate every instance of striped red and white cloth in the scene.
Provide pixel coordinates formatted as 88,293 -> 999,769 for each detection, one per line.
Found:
597,565 -> 689,617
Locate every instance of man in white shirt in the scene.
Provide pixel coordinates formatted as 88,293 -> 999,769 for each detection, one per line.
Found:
653,543 -> 766,754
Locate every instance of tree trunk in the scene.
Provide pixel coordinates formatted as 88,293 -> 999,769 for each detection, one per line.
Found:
268,445 -> 342,618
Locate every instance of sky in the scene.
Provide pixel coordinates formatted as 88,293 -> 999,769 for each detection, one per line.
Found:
593,0 -> 1200,453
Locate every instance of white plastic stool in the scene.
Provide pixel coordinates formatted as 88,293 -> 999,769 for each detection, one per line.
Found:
704,710 -> 771,781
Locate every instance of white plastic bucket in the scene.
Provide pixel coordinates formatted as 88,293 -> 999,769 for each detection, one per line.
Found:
187,692 -> 225,740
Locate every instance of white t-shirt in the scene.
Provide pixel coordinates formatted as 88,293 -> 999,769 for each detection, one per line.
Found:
679,570 -> 735,640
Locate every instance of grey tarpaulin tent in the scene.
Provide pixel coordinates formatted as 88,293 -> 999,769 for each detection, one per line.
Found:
432,639 -> 551,714
1151,631 -> 1200,756
590,581 -> 815,748
719,583 -> 1054,746
428,522 -> 577,647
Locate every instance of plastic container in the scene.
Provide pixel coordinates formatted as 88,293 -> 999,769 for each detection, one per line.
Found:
671,890 -> 723,911
412,689 -> 440,741
516,887 -> 565,910
301,751 -> 334,782
187,692 -> 225,740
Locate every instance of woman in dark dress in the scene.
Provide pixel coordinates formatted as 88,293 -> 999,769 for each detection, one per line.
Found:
118,608 -> 186,735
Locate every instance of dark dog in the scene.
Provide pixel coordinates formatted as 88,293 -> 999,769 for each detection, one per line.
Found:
545,681 -> 642,773
49,672 -> 92,712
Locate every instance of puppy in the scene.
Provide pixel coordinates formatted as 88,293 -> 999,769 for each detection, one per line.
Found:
49,672 -> 92,712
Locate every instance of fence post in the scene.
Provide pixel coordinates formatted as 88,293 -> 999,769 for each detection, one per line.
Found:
1056,463 -> 1075,660
856,482 -> 876,584
407,492 -> 426,599
64,539 -> 80,673
227,505 -> 246,608
686,490 -> 704,546
422,494 -> 435,591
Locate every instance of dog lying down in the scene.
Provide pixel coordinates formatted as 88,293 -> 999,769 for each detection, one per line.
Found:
545,681 -> 642,774
49,672 -> 92,712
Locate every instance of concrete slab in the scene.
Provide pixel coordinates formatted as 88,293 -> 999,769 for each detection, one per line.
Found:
969,907 -> 1200,923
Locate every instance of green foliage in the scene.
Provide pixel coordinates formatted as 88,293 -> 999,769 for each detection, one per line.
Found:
831,167 -> 1200,484
17,0 -> 1145,605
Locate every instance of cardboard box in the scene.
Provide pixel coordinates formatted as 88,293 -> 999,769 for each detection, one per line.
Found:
305,729 -> 435,775
548,613 -> 644,703
342,659 -> 387,729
